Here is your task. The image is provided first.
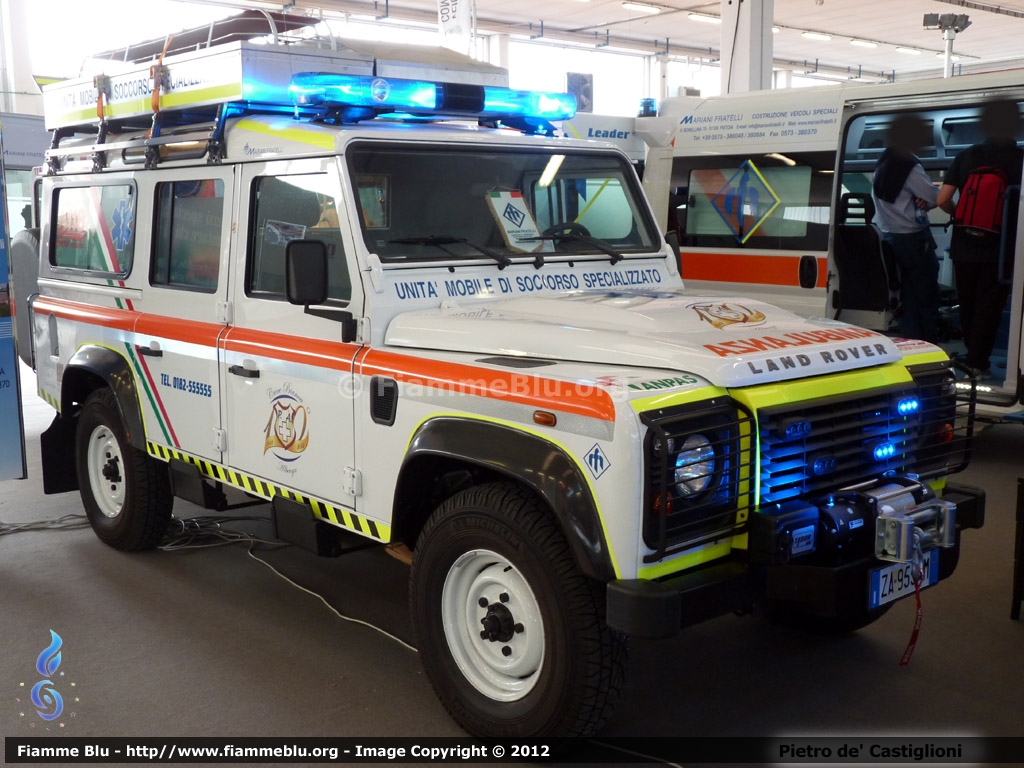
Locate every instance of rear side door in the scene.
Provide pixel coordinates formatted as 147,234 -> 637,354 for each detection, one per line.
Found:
131,167 -> 236,461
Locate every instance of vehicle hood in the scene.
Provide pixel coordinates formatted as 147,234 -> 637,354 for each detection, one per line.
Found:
384,292 -> 905,388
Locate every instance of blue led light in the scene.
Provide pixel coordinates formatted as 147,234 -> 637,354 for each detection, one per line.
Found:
481,87 -> 577,120
782,418 -> 812,440
290,74 -> 439,111
872,441 -> 896,461
811,455 -> 838,476
287,73 -> 576,122
896,396 -> 920,415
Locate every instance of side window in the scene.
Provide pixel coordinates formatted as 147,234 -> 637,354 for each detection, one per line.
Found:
248,174 -> 350,303
676,152 -> 833,251
52,184 -> 136,275
151,179 -> 224,292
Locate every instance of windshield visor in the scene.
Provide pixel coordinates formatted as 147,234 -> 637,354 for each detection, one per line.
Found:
347,144 -> 659,263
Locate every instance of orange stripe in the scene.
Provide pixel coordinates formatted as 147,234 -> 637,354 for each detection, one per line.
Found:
33,296 -> 138,332
135,313 -> 223,346
222,327 -> 358,370
362,349 -> 616,423
680,252 -> 828,289
32,298 -> 616,423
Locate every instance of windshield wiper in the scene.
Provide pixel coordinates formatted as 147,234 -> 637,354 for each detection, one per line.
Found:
521,223 -> 624,265
388,235 -> 511,269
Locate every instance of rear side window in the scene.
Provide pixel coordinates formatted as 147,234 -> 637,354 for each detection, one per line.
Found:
51,184 -> 136,275
674,152 -> 834,251
151,179 -> 225,292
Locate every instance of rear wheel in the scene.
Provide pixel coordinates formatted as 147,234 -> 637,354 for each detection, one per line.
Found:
75,389 -> 172,551
410,482 -> 627,737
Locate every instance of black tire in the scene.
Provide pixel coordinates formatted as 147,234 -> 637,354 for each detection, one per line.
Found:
768,601 -> 893,634
75,388 -> 173,551
409,482 -> 627,737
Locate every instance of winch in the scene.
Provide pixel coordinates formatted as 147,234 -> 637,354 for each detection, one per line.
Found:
750,475 -> 956,566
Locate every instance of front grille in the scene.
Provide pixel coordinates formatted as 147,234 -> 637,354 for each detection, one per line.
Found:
641,398 -> 754,561
640,362 -> 975,564
759,362 -> 974,505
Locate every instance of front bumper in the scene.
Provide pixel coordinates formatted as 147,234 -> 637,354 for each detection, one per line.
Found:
606,480 -> 985,638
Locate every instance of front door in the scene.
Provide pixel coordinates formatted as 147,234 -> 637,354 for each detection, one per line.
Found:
222,157 -> 363,510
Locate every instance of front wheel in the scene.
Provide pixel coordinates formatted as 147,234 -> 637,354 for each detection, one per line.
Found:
75,388 -> 173,551
410,482 -> 627,737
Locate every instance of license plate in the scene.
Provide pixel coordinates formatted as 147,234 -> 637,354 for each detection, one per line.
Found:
869,551 -> 940,609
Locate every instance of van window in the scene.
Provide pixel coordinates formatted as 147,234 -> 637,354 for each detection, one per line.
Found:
52,184 -> 136,275
151,179 -> 224,292
675,152 -> 833,251
348,144 -> 658,262
248,174 -> 350,303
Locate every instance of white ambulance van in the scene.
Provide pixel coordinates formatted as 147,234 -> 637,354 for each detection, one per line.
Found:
638,72 -> 1024,413
10,40 -> 985,737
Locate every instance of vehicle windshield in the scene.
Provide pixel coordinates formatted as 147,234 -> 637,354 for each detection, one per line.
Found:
348,143 -> 659,263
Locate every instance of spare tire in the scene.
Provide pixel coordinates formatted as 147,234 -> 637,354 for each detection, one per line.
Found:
9,227 -> 40,367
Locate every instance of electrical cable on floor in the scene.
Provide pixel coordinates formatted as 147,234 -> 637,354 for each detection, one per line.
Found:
1,510 -> 417,653
244,538 -> 419,654
0,514 -> 91,536
161,514 -> 419,654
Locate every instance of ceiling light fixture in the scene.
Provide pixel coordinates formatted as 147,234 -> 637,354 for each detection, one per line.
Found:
936,52 -> 962,61
895,46 -> 922,54
801,31 -> 833,41
623,1 -> 661,14
688,12 -> 721,24
849,39 -> 878,48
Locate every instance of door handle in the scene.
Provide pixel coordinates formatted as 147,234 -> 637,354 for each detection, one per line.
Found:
228,364 -> 260,379
137,344 -> 163,358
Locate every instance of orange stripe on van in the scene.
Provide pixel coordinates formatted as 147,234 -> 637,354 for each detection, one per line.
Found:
362,349 -> 617,423
222,327 -> 359,370
33,298 -> 615,423
33,296 -> 139,332
681,252 -> 828,289
135,313 -> 223,346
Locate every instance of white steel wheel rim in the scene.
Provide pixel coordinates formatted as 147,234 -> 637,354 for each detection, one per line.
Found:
86,424 -> 125,519
441,548 -> 545,702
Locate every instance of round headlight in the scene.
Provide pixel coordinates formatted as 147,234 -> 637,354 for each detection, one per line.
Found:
674,434 -> 715,497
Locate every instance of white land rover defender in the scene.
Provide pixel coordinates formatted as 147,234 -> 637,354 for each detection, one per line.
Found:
11,40 -> 985,738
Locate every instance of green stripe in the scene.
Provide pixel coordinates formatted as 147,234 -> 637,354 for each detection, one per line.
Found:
123,341 -> 173,445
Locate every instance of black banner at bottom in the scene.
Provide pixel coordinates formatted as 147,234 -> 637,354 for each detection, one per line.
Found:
6,736 -> 1024,764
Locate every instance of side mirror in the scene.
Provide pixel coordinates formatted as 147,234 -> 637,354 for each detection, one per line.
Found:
798,254 -> 819,290
285,240 -> 328,306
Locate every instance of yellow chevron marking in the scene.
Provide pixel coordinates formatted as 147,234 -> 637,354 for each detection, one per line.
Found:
144,443 -> 389,540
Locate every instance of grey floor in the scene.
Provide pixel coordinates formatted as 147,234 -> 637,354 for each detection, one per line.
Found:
2,362 -> 1023,767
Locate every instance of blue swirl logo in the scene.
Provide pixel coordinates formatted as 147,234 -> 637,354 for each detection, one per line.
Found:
31,631 -> 63,721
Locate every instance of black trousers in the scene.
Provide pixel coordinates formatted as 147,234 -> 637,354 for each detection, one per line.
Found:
954,260 -> 1010,370
883,229 -> 940,343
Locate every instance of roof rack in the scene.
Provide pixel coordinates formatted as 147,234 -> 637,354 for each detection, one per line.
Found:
43,40 -> 576,173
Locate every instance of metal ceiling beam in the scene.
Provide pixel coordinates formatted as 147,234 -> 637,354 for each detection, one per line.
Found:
931,0 -> 1024,20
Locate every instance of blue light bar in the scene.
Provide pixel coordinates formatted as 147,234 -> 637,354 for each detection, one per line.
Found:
896,396 -> 920,416
288,73 -> 576,122
481,87 -> 577,120
290,73 -> 439,111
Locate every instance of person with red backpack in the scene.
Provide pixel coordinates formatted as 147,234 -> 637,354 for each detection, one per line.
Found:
937,99 -> 1023,378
